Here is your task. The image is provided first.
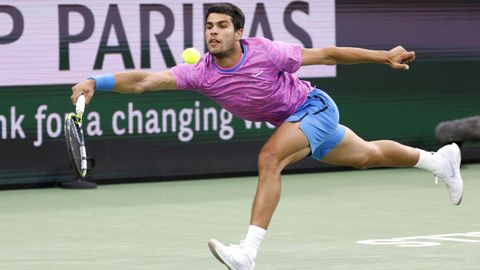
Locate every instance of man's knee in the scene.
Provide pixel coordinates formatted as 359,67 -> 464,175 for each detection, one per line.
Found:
258,146 -> 281,172
353,144 -> 382,169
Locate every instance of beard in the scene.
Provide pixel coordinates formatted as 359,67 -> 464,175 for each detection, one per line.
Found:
208,41 -> 239,59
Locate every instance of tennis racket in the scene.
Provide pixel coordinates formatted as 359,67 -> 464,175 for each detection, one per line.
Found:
64,94 -> 87,178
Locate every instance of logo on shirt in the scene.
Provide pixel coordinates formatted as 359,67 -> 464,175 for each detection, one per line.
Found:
251,70 -> 263,78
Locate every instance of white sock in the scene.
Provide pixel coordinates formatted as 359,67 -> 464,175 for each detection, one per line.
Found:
414,149 -> 447,175
241,225 -> 266,260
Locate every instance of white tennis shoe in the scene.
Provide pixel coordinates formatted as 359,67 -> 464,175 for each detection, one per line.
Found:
434,143 -> 463,205
208,239 -> 255,270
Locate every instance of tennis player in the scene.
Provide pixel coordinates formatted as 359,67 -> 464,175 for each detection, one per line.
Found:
71,3 -> 463,270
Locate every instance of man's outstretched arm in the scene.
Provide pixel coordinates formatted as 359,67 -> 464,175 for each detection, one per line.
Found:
301,46 -> 416,70
71,70 -> 177,105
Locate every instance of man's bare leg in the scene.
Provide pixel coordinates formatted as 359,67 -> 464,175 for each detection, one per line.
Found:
321,127 -> 419,168
250,122 -> 311,229
322,127 -> 463,205
209,122 -> 311,269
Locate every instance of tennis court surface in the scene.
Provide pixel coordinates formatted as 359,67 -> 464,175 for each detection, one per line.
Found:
1,164 -> 478,270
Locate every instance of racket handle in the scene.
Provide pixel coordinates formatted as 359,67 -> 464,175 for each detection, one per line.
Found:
76,94 -> 86,115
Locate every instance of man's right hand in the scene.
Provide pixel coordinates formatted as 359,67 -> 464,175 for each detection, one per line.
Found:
71,79 -> 95,105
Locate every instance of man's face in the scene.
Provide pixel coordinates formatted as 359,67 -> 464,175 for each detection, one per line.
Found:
205,13 -> 242,58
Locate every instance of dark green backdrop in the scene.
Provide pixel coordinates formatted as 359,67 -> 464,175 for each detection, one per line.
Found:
1,0 -> 479,187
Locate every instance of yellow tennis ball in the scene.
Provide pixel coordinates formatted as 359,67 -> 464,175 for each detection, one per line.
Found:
182,48 -> 201,64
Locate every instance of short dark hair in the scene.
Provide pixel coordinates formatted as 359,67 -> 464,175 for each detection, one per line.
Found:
206,3 -> 245,31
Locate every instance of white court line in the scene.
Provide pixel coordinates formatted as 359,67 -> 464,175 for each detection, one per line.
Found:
357,231 -> 480,247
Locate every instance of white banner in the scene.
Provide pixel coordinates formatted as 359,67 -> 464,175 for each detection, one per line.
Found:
0,0 -> 335,86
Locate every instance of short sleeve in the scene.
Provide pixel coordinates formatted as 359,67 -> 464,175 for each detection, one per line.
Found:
262,39 -> 302,73
170,63 -> 201,90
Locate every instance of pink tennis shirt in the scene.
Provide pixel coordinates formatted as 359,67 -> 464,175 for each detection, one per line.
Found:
170,37 -> 312,126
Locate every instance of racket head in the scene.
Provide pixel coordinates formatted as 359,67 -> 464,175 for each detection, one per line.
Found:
64,112 -> 87,178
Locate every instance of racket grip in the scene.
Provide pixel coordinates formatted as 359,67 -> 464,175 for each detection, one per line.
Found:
76,94 -> 86,115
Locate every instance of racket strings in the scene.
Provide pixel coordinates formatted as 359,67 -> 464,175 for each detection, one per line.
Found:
65,114 -> 87,177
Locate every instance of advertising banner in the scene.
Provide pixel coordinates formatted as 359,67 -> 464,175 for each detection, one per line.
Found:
0,1 -> 335,87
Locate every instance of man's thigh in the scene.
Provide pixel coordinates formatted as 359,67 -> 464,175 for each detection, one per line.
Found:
321,126 -> 374,166
261,122 -> 311,167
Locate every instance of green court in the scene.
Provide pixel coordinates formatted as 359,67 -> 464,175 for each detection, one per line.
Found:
1,165 -> 478,270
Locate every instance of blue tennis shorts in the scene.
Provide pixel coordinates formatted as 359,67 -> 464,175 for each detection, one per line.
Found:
285,88 -> 346,160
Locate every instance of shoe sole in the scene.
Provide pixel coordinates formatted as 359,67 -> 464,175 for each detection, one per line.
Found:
456,195 -> 463,205
208,240 -> 234,270
451,143 -> 463,205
